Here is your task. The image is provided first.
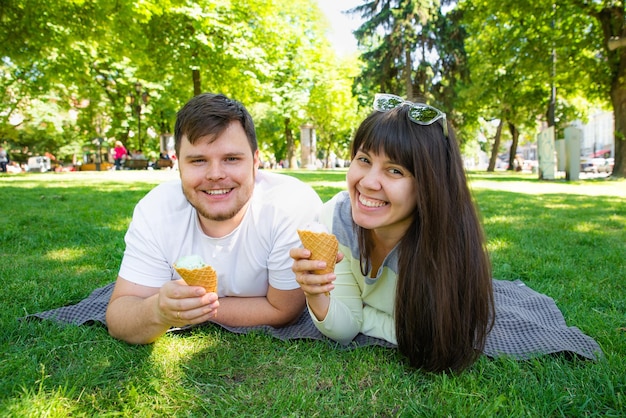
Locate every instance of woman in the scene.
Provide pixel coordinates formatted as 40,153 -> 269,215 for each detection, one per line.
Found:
113,140 -> 128,170
291,94 -> 494,373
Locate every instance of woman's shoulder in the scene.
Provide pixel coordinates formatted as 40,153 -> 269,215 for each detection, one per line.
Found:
320,191 -> 353,235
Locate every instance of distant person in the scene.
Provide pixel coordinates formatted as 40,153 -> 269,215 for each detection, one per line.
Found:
131,149 -> 147,160
290,93 -> 494,373
106,93 -> 322,344
113,141 -> 127,170
0,146 -> 9,172
154,152 -> 171,169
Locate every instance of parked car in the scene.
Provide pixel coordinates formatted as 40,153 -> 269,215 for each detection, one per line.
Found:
27,156 -> 51,172
523,159 -> 538,172
581,157 -> 613,174
593,158 -> 613,173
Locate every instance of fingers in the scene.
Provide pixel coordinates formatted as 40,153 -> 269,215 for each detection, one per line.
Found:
291,248 -> 343,272
174,297 -> 219,325
289,247 -> 310,261
158,281 -> 219,325
296,271 -> 335,296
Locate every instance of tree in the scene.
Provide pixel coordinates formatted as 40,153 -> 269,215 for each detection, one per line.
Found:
349,0 -> 475,152
456,0 -> 611,174
575,0 -> 626,177
458,0 -> 552,171
351,0 -> 445,102
307,55 -> 365,166
1,0 -> 357,166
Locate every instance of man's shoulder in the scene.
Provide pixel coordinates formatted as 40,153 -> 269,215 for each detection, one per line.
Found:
138,179 -> 185,207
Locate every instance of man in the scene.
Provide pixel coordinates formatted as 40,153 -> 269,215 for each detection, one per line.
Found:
106,93 -> 322,344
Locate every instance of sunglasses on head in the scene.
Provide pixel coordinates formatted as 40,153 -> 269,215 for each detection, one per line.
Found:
373,93 -> 448,138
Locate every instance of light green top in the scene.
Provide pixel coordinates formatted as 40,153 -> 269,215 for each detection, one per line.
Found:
308,192 -> 398,345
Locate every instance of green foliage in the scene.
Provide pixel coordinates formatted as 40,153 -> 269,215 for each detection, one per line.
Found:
0,170 -> 624,415
1,0 -> 361,165
3,0 -> 625,176
457,0 -> 605,137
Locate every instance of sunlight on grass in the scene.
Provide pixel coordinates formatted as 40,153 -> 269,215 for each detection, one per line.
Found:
7,366 -> 79,418
153,335 -> 218,362
45,247 -> 86,262
102,217 -> 134,232
543,201 -> 580,210
470,177 -> 626,197
482,214 -> 525,226
486,238 -> 512,252
573,222 -> 598,233
149,334 -> 221,382
306,180 -> 346,189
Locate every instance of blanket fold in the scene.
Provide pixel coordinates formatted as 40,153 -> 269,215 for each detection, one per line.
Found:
24,279 -> 603,361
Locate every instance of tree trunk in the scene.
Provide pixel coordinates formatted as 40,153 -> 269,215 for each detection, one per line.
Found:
284,117 -> 297,169
593,6 -> 625,178
487,119 -> 504,172
609,89 -> 626,177
192,69 -> 201,96
405,47 -> 413,101
507,122 -> 520,171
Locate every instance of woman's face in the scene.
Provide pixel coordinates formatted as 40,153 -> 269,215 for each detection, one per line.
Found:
347,147 -> 417,238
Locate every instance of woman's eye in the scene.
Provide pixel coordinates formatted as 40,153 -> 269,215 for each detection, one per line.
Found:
387,167 -> 406,176
357,156 -> 370,164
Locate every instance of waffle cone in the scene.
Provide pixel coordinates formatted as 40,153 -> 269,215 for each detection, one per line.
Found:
174,264 -> 218,293
297,230 -> 338,274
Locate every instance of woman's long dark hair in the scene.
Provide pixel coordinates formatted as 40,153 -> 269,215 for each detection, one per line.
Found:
351,107 -> 494,373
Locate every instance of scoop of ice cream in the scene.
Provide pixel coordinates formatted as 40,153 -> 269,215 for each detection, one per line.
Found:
175,254 -> 205,269
302,221 -> 329,233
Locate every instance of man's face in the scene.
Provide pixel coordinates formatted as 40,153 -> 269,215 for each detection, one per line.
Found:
178,121 -> 259,237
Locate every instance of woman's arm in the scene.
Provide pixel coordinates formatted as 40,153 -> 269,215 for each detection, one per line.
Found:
291,246 -> 364,345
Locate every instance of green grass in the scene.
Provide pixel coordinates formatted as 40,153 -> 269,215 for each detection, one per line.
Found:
0,169 -> 624,416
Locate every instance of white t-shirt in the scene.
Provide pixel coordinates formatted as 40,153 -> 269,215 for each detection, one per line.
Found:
118,170 -> 322,296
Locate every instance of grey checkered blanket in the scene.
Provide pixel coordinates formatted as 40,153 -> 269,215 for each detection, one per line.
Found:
24,279 -> 602,360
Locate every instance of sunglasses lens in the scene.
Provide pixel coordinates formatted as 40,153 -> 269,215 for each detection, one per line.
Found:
375,95 -> 404,111
373,94 -> 447,137
408,106 -> 439,123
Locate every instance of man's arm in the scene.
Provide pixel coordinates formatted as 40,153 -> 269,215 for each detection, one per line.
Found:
212,285 -> 306,328
106,276 -> 218,344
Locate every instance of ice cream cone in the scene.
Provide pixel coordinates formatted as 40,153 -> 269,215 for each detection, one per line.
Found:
174,264 -> 218,293
297,230 -> 339,275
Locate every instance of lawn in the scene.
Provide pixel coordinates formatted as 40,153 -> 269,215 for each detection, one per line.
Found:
0,169 -> 624,416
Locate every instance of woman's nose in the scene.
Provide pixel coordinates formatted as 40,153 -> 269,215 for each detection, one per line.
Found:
359,168 -> 382,190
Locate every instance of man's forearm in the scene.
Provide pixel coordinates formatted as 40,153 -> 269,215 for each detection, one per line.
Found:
212,296 -> 303,328
106,294 -> 171,344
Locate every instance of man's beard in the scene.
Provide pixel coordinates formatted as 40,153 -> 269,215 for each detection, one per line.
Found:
182,185 -> 251,223
193,202 -> 244,222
